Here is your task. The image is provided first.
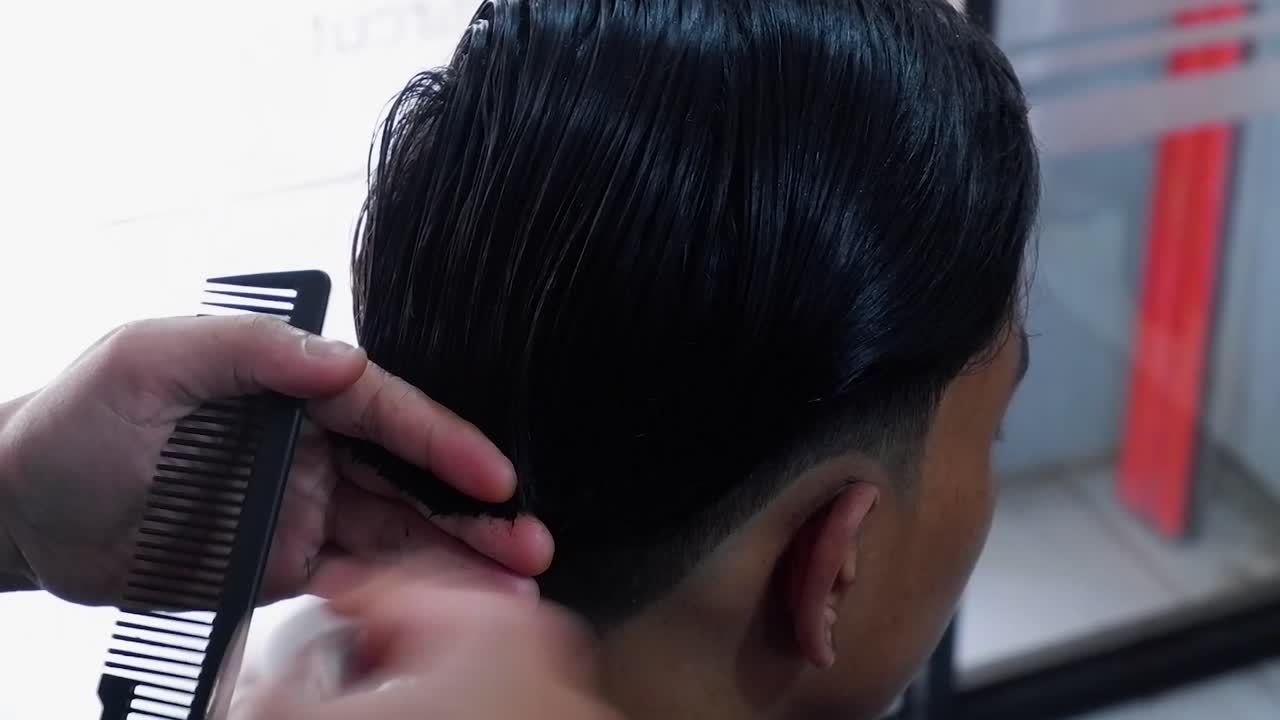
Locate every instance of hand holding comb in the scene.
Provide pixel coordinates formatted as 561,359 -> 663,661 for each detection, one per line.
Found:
97,270 -> 330,720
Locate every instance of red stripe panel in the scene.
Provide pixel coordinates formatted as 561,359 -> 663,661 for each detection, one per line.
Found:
1117,5 -> 1245,538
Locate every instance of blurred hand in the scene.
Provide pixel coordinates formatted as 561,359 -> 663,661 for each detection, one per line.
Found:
0,315 -> 552,604
231,566 -> 622,720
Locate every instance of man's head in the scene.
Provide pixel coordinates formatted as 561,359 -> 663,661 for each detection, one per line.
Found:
342,0 -> 1037,716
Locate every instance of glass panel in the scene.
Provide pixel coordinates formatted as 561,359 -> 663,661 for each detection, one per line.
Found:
959,0 -> 1280,684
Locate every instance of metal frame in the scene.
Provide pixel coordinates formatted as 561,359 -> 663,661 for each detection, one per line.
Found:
953,586 -> 1280,719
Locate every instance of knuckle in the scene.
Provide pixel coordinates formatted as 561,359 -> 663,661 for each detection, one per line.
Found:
356,368 -> 393,439
100,318 -> 154,355
90,320 -> 174,426
236,312 -> 291,343
218,314 -> 298,394
244,311 -> 284,332
95,319 -> 161,379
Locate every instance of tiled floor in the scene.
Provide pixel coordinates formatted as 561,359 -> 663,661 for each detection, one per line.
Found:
959,458 -> 1280,717
960,460 -> 1280,671
959,467 -> 1177,669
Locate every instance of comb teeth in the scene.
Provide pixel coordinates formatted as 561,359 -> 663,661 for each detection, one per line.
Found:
102,271 -> 330,720
103,609 -> 212,712
103,400 -> 257,718
195,270 -> 330,332
118,400 -> 262,617
198,278 -> 299,321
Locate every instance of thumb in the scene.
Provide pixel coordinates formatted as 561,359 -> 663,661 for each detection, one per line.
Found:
105,315 -> 368,403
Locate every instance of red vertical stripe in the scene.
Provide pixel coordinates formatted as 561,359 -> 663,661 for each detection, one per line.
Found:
1117,6 -> 1245,537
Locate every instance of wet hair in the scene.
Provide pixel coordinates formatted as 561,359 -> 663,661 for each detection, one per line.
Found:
341,0 -> 1038,628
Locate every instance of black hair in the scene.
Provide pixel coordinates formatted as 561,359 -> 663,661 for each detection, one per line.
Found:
341,0 -> 1039,628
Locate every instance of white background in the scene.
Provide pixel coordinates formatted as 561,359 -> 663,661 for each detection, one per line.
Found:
0,2 -> 476,716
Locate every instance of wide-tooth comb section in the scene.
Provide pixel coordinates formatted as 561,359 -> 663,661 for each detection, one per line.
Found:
199,279 -> 298,321
105,610 -> 212,702
196,270 -> 329,331
101,271 -> 330,720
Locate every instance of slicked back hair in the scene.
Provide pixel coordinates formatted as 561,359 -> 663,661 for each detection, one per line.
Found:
342,0 -> 1039,628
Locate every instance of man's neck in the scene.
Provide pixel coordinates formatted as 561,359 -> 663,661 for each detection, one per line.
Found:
598,595 -> 801,720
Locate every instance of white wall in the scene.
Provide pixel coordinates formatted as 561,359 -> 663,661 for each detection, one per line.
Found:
0,2 -> 478,716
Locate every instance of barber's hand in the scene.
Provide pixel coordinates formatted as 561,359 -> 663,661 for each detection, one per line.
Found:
234,569 -> 622,720
0,315 -> 552,604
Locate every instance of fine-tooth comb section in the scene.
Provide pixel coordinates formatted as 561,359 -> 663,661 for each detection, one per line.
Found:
100,270 -> 329,720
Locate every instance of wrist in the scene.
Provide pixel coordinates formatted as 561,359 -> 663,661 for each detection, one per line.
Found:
0,394 -> 36,591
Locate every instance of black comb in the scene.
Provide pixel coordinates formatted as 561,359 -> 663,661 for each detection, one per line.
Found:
98,270 -> 330,720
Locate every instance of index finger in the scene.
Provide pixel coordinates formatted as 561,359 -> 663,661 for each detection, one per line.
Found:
305,360 -> 515,503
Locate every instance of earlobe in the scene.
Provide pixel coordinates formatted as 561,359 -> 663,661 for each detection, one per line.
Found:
780,482 -> 879,669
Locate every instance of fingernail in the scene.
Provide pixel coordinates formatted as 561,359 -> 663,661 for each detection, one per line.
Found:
505,575 -> 541,600
526,520 -> 556,576
304,334 -> 361,359
456,568 -> 540,601
538,521 -> 556,559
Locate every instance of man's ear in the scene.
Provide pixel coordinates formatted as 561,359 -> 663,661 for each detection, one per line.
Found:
779,482 -> 880,668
